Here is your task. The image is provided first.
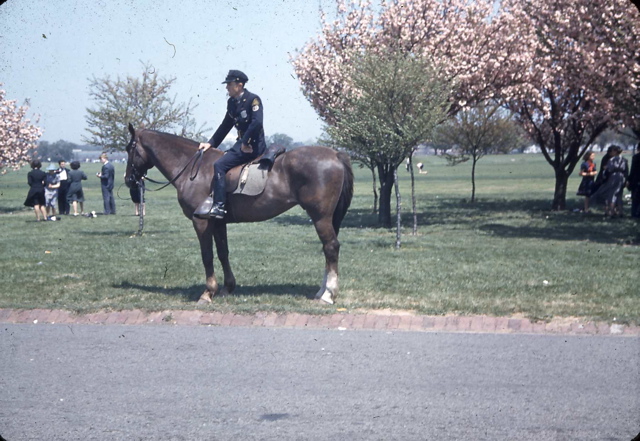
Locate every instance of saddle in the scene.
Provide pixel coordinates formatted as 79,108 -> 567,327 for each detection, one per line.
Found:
225,144 -> 286,195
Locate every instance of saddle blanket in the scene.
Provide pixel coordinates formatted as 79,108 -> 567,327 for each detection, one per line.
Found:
230,163 -> 269,196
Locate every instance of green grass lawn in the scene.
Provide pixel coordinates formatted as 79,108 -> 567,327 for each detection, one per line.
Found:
1,154 -> 638,324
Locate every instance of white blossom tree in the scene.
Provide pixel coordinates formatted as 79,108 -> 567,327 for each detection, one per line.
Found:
0,85 -> 42,174
292,0 -> 529,225
294,0 -> 639,211
293,0 -> 529,121
500,0 -> 640,209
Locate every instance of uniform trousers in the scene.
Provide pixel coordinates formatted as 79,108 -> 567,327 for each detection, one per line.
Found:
212,141 -> 261,205
101,186 -> 116,214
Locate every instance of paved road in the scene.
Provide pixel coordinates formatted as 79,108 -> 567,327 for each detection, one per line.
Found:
1,324 -> 639,440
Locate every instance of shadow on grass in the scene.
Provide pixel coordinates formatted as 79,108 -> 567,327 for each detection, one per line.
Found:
114,281 -> 203,301
274,199 -> 554,230
480,219 -> 639,244
232,283 -> 318,300
113,281 -> 317,300
0,205 -> 24,214
272,198 -> 638,245
79,229 -> 179,237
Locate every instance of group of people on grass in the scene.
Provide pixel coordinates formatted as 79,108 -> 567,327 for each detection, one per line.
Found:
577,143 -> 640,219
23,153 -> 143,222
24,158 -> 87,221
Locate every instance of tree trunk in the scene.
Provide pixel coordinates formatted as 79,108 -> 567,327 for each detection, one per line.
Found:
552,168 -> 569,210
394,168 -> 402,249
408,155 -> 417,234
370,166 -> 378,214
471,156 -> 478,203
378,164 -> 395,228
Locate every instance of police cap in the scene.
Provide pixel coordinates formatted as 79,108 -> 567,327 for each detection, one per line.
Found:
222,70 -> 249,84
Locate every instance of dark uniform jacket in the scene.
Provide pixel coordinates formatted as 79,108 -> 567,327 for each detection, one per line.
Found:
629,152 -> 640,191
100,161 -> 115,191
208,89 -> 266,156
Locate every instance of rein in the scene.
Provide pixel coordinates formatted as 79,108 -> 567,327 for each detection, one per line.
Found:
130,139 -> 205,191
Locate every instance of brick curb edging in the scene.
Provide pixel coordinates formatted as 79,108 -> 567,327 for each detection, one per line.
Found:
1,308 -> 638,336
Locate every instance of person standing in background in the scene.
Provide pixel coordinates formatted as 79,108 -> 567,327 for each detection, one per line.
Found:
97,153 -> 116,215
44,163 -> 61,220
126,171 -> 146,216
57,160 -> 71,215
24,159 -> 48,221
590,145 -> 628,217
628,143 -> 640,219
576,151 -> 597,213
66,160 -> 87,216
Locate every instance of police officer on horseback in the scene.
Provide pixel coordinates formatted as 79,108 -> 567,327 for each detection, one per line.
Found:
194,70 -> 266,219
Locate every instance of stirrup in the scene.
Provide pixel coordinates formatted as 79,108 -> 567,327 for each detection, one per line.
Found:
193,196 -> 215,219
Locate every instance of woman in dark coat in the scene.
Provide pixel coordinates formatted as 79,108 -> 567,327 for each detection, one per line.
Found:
66,161 -> 87,216
628,143 -> 640,219
590,145 -> 629,217
24,159 -> 48,221
576,151 -> 597,213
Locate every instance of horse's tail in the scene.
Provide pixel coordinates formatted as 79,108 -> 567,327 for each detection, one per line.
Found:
333,151 -> 354,236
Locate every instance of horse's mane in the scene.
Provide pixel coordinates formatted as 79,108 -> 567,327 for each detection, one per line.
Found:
140,129 -> 200,149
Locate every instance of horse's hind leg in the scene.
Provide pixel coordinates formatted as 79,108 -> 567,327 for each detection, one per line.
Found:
311,217 -> 340,304
192,219 -> 219,303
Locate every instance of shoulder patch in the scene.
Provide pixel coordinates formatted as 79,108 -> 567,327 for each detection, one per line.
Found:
251,97 -> 260,112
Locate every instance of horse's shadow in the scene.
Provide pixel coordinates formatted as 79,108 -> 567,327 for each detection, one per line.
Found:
113,281 -> 318,301
79,229 -> 179,237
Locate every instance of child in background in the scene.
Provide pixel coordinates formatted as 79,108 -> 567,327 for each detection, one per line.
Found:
44,163 -> 61,220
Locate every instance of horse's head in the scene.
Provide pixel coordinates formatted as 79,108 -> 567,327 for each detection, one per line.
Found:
124,123 -> 151,188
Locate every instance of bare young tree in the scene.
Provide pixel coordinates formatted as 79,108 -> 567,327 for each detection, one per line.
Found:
434,103 -> 524,202
84,62 -> 207,151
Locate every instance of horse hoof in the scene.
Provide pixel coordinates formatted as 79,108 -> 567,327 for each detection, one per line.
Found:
197,292 -> 213,304
318,291 -> 334,305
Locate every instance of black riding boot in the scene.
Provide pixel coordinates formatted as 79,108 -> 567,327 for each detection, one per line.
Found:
193,174 -> 227,219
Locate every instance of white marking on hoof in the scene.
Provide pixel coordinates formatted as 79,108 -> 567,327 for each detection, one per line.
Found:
197,296 -> 212,305
315,271 -> 329,299
319,290 -> 334,304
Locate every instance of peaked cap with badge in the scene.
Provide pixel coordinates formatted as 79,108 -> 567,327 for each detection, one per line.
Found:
222,69 -> 249,84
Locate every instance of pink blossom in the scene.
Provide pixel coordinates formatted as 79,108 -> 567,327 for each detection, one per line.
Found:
0,85 -> 42,174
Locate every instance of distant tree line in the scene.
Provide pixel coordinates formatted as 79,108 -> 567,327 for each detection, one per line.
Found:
30,140 -> 103,163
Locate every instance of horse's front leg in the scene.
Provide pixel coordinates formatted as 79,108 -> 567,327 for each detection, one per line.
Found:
192,218 -> 219,304
212,220 -> 236,296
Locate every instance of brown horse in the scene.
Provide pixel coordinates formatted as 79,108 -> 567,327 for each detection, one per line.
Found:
124,124 -> 353,304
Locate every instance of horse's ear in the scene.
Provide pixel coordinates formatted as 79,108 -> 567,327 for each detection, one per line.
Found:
128,123 -> 135,136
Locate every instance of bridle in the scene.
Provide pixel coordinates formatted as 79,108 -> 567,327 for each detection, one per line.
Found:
127,138 -> 205,191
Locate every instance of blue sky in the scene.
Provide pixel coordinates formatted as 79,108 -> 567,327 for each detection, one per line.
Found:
0,0 -> 337,145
